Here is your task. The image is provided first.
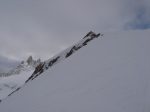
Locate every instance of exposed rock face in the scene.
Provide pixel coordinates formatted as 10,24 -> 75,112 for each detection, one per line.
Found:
26,56 -> 41,68
27,56 -> 33,65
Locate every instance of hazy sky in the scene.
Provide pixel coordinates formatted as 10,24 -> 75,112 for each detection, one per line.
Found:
0,0 -> 150,61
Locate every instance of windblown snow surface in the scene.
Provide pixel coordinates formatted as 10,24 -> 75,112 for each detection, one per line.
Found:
0,30 -> 150,112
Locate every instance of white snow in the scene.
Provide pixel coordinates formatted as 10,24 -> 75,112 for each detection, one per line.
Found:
0,69 -> 34,100
0,30 -> 150,112
0,59 -> 37,101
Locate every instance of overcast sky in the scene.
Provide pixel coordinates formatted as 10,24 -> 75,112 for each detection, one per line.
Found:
0,0 -> 150,61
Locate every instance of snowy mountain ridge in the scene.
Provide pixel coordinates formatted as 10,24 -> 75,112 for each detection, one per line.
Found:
0,31 -> 102,103
25,31 -> 101,83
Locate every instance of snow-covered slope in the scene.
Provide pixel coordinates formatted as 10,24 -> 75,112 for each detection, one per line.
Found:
0,56 -> 41,101
0,30 -> 150,112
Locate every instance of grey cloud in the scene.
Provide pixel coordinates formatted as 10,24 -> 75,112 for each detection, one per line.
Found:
122,0 -> 150,29
0,0 -> 150,60
0,55 -> 19,73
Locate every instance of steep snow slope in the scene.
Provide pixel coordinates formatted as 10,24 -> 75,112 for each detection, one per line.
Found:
0,70 -> 34,100
0,30 -> 150,112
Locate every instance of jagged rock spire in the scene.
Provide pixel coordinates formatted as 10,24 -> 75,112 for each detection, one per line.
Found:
27,56 -> 33,65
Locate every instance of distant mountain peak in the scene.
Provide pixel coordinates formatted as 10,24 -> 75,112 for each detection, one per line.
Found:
25,56 -> 41,67
0,56 -> 42,78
